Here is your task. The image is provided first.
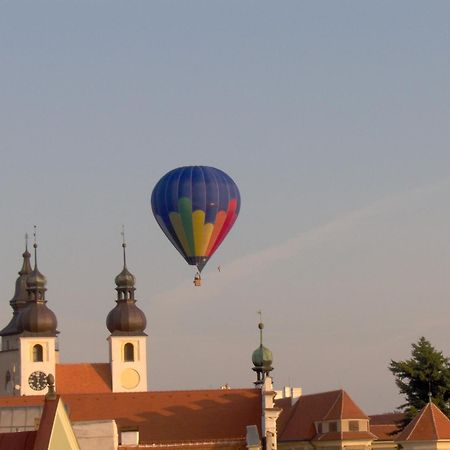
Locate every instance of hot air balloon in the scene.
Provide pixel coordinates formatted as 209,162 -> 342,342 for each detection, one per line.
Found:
151,166 -> 241,285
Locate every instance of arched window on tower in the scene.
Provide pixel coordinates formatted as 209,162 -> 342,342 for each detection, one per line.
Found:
33,344 -> 43,362
124,343 -> 134,362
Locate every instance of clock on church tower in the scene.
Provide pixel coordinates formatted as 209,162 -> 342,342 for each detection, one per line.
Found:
28,371 -> 48,391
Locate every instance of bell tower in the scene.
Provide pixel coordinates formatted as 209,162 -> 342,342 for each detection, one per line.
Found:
106,230 -> 148,392
0,232 -> 58,396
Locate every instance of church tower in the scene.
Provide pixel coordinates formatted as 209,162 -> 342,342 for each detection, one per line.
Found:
251,317 -> 280,450
0,234 -> 58,396
106,234 -> 148,392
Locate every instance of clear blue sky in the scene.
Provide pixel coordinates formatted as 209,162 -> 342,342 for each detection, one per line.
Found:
1,1 -> 449,413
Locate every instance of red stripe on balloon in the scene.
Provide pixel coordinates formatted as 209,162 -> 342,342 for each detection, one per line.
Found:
208,199 -> 238,256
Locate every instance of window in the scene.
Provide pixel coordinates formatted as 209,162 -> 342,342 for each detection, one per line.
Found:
317,422 -> 323,433
328,421 -> 338,432
33,344 -> 43,362
349,420 -> 359,431
120,428 -> 139,445
124,343 -> 134,362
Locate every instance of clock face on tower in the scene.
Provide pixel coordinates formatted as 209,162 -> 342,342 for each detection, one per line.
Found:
28,371 -> 47,391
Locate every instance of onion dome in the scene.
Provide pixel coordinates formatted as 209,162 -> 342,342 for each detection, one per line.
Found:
0,241 -> 33,336
20,302 -> 58,334
106,238 -> 147,335
106,301 -> 147,334
115,266 -> 136,289
21,241 -> 58,335
252,320 -> 273,386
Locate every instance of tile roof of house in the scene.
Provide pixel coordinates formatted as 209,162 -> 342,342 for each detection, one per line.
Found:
0,388 -> 261,445
323,390 -> 368,421
370,424 -> 399,440
56,363 -> 112,394
276,390 -> 369,442
0,430 -> 37,449
369,413 -> 403,440
369,413 -> 404,425
396,402 -> 450,442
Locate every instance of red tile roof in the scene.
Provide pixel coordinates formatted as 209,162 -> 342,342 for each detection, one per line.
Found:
396,402 -> 450,442
369,413 -> 404,440
323,390 -> 368,421
56,363 -> 112,394
369,413 -> 404,425
0,389 -> 261,445
276,390 -> 368,442
370,424 -> 399,440
0,431 -> 37,450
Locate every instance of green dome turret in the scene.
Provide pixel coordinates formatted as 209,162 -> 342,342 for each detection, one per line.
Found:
252,319 -> 273,386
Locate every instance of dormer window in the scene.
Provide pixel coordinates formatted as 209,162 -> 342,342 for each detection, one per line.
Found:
328,421 -> 338,432
33,344 -> 43,362
349,420 -> 359,431
124,343 -> 134,362
317,422 -> 323,433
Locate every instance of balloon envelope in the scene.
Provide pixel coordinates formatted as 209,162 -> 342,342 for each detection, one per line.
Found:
151,166 -> 241,272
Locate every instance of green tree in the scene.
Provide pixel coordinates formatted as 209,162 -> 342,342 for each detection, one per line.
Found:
389,337 -> 450,429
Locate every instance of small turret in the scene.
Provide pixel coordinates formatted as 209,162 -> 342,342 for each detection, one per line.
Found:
20,230 -> 58,336
106,231 -> 147,335
252,313 -> 273,386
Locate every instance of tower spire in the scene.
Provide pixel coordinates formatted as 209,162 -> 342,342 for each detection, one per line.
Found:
258,310 -> 263,346
0,235 -> 33,336
21,228 -> 58,335
33,225 -> 38,269
121,225 -> 127,269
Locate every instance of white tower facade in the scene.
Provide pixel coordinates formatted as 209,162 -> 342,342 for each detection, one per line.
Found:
108,335 -> 147,392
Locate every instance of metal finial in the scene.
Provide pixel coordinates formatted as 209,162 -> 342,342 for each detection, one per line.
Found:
257,310 -> 263,346
25,233 -> 29,252
121,225 -> 127,268
33,225 -> 38,267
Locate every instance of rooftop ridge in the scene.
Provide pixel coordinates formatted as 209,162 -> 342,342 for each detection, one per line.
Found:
398,404 -> 428,441
301,389 -> 342,398
322,390 -> 342,420
56,387 -> 259,397
430,403 -> 439,439
430,402 -> 450,440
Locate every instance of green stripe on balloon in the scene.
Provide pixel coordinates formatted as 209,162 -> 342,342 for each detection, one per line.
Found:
178,197 -> 195,256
